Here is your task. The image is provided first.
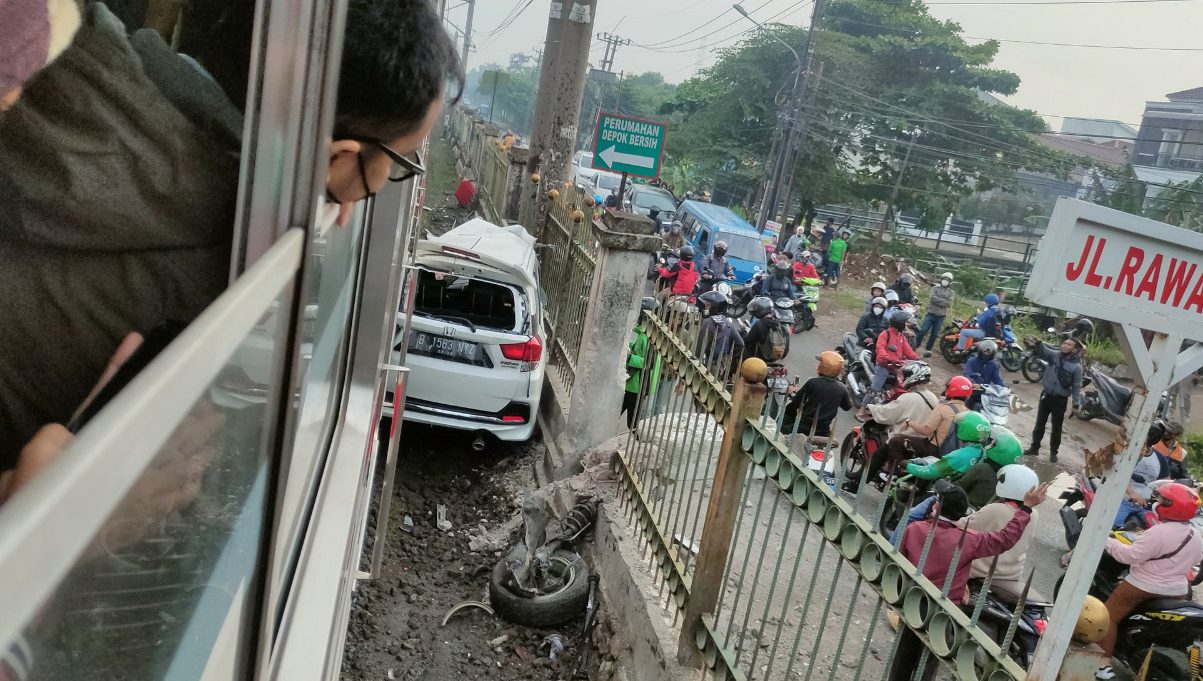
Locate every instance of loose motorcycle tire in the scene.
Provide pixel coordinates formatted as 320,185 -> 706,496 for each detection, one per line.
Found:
1021,354 -> 1045,383
489,547 -> 591,627
841,432 -> 865,481
999,346 -> 1022,372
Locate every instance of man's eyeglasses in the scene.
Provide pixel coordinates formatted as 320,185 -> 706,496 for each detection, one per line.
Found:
341,135 -> 426,182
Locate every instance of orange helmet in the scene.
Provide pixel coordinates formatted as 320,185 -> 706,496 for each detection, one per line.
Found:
946,376 -> 973,399
1153,482 -> 1201,522
816,351 -> 845,377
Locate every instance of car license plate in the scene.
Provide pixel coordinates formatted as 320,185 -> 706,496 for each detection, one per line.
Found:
409,331 -> 484,365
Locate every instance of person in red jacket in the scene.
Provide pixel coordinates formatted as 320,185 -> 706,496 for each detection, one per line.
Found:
871,308 -> 918,393
890,479 -> 1049,681
657,245 -> 699,298
792,251 -> 819,282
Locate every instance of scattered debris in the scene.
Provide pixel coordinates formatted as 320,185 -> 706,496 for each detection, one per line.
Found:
488,634 -> 509,647
543,634 -> 565,662
436,504 -> 452,532
400,515 -> 414,534
440,600 -> 494,627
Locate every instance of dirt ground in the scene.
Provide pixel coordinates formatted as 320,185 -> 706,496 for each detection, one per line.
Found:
340,426 -> 602,681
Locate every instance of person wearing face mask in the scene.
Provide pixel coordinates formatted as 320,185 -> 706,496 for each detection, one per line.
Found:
1151,420 -> 1189,480
0,0 -> 462,469
863,281 -> 887,315
914,272 -> 954,357
856,297 -> 889,346
696,240 -> 735,293
1022,337 -> 1083,463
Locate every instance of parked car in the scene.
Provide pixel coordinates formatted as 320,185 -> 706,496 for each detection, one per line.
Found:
387,218 -> 546,442
677,199 -> 767,283
623,184 -> 677,222
571,150 -> 598,190
589,170 -> 622,200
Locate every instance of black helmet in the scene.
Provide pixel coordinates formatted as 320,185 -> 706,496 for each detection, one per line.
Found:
698,290 -> 729,315
1165,420 -> 1185,438
977,339 -> 998,359
933,480 -> 970,520
640,297 -> 657,311
889,308 -> 912,328
679,245 -> 695,259
773,260 -> 791,275
713,240 -> 728,256
748,296 -> 774,318
649,207 -> 660,216
1073,318 -> 1095,338
899,273 -> 913,285
1147,418 -> 1168,447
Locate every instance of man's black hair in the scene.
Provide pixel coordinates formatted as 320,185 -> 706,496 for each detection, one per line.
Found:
335,0 -> 465,140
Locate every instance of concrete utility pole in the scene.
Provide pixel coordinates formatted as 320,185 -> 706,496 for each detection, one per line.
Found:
874,131 -> 917,250
460,0 -> 475,71
736,0 -> 826,231
522,0 -> 598,230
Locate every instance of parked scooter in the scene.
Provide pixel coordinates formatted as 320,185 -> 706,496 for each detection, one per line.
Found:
836,333 -> 903,407
728,268 -> 768,318
649,244 -> 679,282
940,321 -> 1019,366
1078,366 -> 1168,426
878,468 -> 937,535
1055,529 -> 1203,681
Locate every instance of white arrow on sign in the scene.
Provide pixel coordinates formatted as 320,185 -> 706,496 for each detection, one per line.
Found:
598,145 -> 655,170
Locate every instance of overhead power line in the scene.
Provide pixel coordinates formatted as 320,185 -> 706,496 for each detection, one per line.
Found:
636,0 -> 813,54
833,17 -> 1203,51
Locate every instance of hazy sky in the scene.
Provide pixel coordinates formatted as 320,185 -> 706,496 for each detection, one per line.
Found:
453,0 -> 1203,129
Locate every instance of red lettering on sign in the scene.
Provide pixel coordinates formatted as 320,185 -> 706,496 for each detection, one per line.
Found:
1065,236 -> 1094,282
1134,253 -> 1162,301
1084,237 -> 1106,288
1113,246 -> 1144,295
1161,258 -> 1197,307
1186,273 -> 1203,313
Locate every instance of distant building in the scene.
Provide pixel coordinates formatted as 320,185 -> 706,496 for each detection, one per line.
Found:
1057,117 -> 1137,153
1131,86 -> 1203,196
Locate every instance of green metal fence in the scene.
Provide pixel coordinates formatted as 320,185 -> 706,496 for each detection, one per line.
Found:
615,302 -> 1040,681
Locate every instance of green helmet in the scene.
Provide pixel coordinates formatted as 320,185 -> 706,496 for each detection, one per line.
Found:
984,427 -> 1023,466
955,411 -> 992,444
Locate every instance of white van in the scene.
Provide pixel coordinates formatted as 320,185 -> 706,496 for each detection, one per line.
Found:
388,218 -> 546,442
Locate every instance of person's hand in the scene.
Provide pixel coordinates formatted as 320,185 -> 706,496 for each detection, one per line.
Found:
0,424 -> 73,503
1023,482 -> 1051,508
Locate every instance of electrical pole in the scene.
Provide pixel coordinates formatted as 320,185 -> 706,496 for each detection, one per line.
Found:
746,0 -> 826,231
461,0 -> 475,71
521,0 -> 598,230
596,32 -> 631,72
776,61 -> 822,243
874,131 -> 917,251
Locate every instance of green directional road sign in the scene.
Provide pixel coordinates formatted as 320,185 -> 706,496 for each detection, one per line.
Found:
591,112 -> 667,179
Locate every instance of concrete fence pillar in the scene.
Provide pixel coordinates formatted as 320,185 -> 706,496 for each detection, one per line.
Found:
504,146 -> 530,224
563,211 -> 659,455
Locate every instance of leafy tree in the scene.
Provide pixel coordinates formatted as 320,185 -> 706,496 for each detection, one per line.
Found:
463,54 -> 541,134
578,71 -> 676,152
1146,176 -> 1203,231
657,0 -> 1074,226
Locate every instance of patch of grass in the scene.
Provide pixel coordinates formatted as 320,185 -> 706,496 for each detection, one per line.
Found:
833,288 -> 868,313
421,135 -> 459,227
1083,337 -> 1126,369
1185,434 -> 1203,480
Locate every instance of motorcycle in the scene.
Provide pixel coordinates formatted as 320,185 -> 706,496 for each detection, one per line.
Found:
1078,366 -> 1169,426
839,418 -> 894,491
836,333 -> 903,408
772,297 -> 797,335
649,244 -> 679,282
939,319 -> 1019,366
727,268 -> 767,318
971,384 -> 1012,426
1057,470 -> 1099,548
878,467 -> 937,535
968,578 -> 1051,670
794,276 -> 821,333
1055,530 -> 1203,681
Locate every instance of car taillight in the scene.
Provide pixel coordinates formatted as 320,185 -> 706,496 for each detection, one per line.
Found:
500,336 -> 543,362
501,415 -> 526,423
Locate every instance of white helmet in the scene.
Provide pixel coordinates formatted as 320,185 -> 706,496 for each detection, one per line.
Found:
940,272 -> 954,282
870,296 -> 888,311
996,464 -> 1039,502
884,289 -> 900,303
871,281 -> 887,294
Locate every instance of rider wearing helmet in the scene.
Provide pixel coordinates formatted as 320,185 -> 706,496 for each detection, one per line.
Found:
665,221 -> 685,250
892,478 -> 1046,681
905,411 -> 993,480
657,244 -> 698,297
743,296 -> 789,363
694,291 -> 744,377
903,375 -> 973,454
781,351 -> 853,439
883,289 -> 901,309
1113,420 -> 1172,529
961,464 -> 1043,592
760,259 -> 798,299
648,207 -> 665,233
891,272 -> 915,305
696,240 -> 736,294
793,250 -> 820,282
848,362 -> 939,492
1096,482 -> 1203,680
1151,420 -> 1189,480
956,293 -> 1002,351
864,281 -> 888,315
622,298 -> 663,429
856,296 -> 890,346
914,272 -> 955,357
871,307 -> 917,392
963,339 -> 1005,410
957,427 -> 1024,509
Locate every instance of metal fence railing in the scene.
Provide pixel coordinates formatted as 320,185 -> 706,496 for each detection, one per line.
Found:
538,183 -> 598,395
615,301 -> 1054,681
448,106 -> 511,223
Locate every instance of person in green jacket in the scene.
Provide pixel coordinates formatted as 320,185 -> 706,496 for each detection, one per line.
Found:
905,411 -> 993,480
622,298 -> 661,430
824,230 -> 850,286
958,427 -> 1024,509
